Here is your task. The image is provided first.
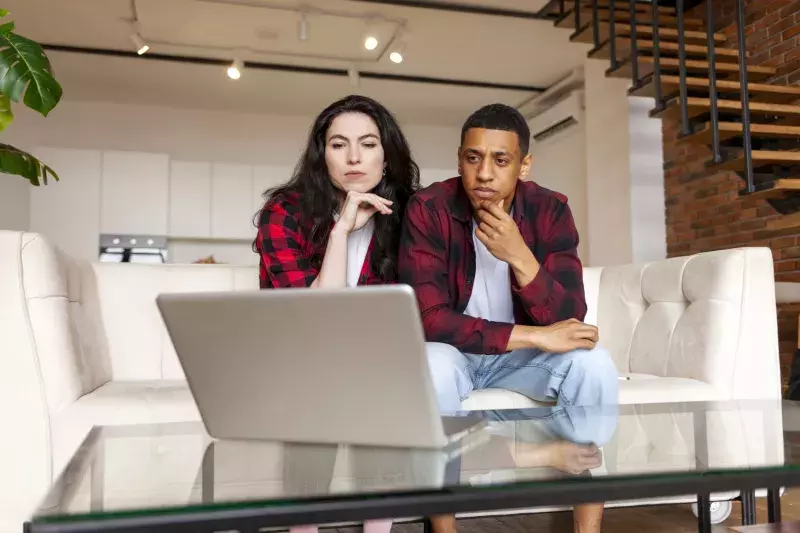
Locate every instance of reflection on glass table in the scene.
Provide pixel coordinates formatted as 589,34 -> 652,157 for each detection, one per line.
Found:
29,400 -> 794,533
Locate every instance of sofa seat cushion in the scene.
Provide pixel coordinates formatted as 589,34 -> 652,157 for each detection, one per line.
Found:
51,381 -> 199,477
461,374 -> 720,411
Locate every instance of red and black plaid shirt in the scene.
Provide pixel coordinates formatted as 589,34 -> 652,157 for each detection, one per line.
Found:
256,191 -> 391,288
398,177 -> 586,355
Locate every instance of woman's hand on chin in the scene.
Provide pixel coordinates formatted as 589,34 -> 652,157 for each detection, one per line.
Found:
335,190 -> 393,235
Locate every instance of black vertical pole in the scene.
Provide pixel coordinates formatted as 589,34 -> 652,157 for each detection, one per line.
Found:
574,0 -> 581,31
609,0 -> 618,70
696,494 -> 712,533
652,0 -> 664,111
707,0 -> 721,162
741,490 -> 757,525
592,0 -> 600,49
736,0 -> 755,193
559,0 -> 565,17
629,0 -> 639,87
677,0 -> 691,136
768,488 -> 782,523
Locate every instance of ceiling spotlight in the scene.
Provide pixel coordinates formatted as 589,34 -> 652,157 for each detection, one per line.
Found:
130,32 -> 149,55
227,58 -> 243,80
389,43 -> 404,64
364,35 -> 379,51
298,13 -> 309,42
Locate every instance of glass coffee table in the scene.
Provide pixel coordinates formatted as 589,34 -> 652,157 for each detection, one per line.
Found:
25,400 -> 800,533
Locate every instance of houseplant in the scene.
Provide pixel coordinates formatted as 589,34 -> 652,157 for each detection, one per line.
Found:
0,8 -> 62,185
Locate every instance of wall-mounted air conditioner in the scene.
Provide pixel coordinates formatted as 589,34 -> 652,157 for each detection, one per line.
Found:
527,90 -> 585,144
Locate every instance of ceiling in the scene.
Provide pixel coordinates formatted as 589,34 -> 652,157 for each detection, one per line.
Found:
5,0 -> 591,125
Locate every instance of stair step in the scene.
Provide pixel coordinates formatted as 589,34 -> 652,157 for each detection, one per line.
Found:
769,210 -> 800,231
652,98 -> 800,124
555,8 -> 705,30
580,0 -> 676,14
630,75 -> 800,104
609,56 -> 776,82
747,179 -> 800,202
709,150 -> 800,174
571,22 -> 726,46
589,37 -> 742,63
681,122 -> 800,145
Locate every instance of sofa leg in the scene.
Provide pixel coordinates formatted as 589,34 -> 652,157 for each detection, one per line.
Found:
696,494 -> 712,533
741,490 -> 757,526
768,487 -> 782,523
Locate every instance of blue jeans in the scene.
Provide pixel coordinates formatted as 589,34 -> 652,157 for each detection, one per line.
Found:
426,342 -> 620,414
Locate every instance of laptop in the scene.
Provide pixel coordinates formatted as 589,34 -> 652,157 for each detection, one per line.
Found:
156,285 -> 484,449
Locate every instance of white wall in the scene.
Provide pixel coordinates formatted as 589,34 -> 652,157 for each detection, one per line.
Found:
0,177 -> 30,231
530,128 -> 588,262
4,100 -> 460,264
584,58 -> 635,267
629,96 -> 666,264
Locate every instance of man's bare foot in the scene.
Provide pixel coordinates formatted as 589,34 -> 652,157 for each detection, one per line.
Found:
430,514 -> 457,533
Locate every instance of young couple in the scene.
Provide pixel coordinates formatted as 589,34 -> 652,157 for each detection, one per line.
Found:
256,95 -> 619,533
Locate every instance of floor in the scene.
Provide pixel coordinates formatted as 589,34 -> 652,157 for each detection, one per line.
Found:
335,490 -> 800,533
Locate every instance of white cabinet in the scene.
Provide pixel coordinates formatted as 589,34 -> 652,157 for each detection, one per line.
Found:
101,150 -> 169,235
252,165 -> 292,215
169,161 -> 211,238
211,163 -> 253,240
29,147 -> 103,262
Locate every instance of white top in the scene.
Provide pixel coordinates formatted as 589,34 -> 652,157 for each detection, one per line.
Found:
346,219 -> 375,287
464,219 -> 515,323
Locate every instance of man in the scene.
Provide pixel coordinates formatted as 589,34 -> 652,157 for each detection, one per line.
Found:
399,104 -> 618,533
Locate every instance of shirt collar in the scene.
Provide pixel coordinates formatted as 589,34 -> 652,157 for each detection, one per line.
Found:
448,179 -> 525,225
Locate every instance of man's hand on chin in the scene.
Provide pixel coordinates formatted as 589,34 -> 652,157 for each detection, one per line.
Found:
474,200 -> 540,286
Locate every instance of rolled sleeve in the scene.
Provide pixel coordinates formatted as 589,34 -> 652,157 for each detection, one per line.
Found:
514,201 -> 587,325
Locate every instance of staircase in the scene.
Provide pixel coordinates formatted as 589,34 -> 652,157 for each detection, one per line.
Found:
540,0 -> 800,231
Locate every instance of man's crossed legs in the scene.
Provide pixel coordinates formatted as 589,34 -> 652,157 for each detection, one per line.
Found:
425,342 -> 620,533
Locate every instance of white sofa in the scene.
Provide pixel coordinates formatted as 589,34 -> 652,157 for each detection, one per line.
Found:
0,230 -> 783,531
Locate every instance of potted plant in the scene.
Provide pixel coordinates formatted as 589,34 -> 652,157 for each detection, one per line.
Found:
0,8 -> 62,185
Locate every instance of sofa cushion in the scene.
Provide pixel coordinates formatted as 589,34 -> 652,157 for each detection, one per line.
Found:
51,381 -> 200,478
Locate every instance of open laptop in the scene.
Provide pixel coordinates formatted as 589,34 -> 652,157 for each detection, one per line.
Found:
156,285 -> 484,449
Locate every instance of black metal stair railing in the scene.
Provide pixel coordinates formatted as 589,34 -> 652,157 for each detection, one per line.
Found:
559,0 -> 755,195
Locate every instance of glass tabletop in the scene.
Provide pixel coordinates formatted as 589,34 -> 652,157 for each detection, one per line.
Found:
30,400 -> 800,528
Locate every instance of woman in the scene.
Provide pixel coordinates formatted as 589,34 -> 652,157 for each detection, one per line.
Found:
256,94 -> 420,291
255,94 -> 421,533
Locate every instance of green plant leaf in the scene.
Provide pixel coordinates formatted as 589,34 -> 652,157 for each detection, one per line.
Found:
0,21 -> 14,34
0,143 -> 59,185
0,92 -> 13,131
0,31 -> 62,116
0,9 -> 8,17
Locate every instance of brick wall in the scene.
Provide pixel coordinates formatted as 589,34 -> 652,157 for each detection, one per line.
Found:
663,0 -> 800,387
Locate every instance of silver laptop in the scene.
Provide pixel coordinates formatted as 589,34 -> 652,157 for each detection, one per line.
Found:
156,285 -> 483,449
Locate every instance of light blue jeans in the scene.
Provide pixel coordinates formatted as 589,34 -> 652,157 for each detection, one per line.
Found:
426,342 -> 620,414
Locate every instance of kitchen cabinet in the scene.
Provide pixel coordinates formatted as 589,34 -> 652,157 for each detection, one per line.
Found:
101,150 -> 170,235
211,163 -> 253,240
169,161 -> 211,238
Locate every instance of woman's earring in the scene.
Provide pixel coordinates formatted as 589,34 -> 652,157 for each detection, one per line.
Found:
383,167 -> 388,177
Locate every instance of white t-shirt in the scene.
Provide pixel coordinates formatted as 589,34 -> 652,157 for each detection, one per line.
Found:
346,219 -> 375,287
463,219 -> 515,323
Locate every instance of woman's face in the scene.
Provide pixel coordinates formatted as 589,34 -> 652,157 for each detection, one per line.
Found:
325,112 -> 385,194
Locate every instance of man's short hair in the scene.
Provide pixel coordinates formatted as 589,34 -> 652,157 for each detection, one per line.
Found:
460,103 -> 531,156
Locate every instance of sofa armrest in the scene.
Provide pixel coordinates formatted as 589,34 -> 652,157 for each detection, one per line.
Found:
0,231 -> 110,529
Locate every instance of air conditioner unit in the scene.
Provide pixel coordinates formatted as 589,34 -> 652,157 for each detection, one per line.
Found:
527,90 -> 585,143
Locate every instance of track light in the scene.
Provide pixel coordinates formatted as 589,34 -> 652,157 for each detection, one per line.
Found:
298,13 -> 309,42
130,32 -> 149,55
389,43 -> 404,64
364,35 -> 378,51
227,58 -> 243,80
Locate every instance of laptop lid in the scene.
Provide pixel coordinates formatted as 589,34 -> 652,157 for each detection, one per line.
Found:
156,285 -> 450,449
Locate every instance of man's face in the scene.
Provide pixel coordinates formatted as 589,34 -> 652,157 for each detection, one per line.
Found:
458,127 -> 531,212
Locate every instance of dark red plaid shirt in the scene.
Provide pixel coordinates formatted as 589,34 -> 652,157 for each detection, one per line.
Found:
257,191 -> 390,288
398,177 -> 586,355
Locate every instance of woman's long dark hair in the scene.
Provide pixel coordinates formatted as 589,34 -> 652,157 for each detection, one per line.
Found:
255,95 -> 420,281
